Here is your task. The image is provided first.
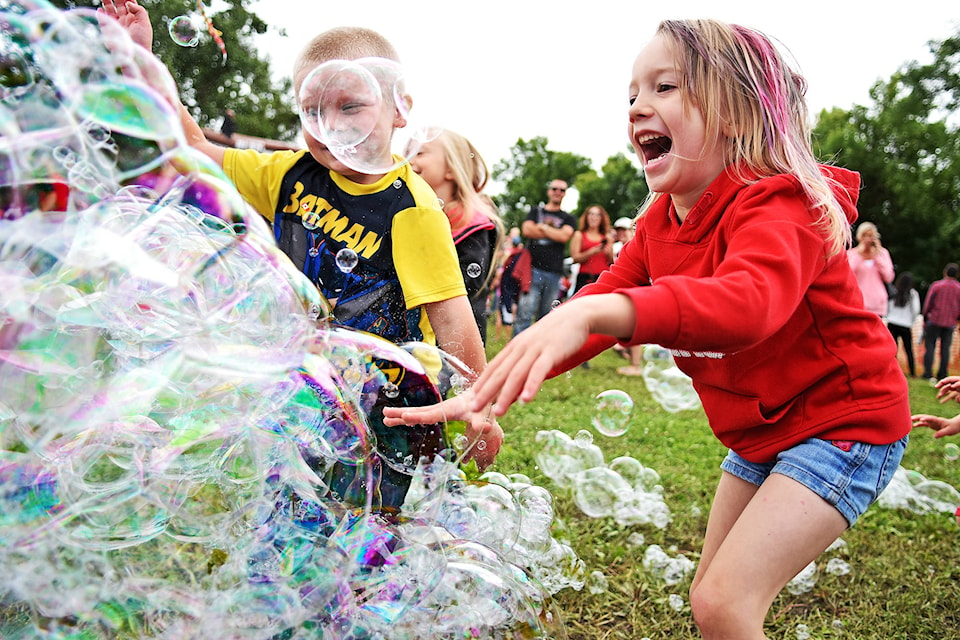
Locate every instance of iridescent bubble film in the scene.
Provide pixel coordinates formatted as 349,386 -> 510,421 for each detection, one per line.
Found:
592,389 -> 633,437
168,14 -> 200,47
0,3 -> 575,637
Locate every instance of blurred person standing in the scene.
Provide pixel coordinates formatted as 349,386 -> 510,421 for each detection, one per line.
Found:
922,263 -> 960,382
513,179 -> 576,334
570,204 -> 615,293
846,221 -> 894,317
887,271 -> 921,378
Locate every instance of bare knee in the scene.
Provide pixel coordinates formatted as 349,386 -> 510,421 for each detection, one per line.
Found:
689,580 -> 766,640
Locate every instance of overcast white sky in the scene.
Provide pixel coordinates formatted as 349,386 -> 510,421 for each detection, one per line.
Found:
246,0 -> 958,197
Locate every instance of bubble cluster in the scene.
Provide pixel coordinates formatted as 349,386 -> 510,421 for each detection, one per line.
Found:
641,345 -> 702,413
877,466 -> 960,515
534,430 -> 671,528
0,4 -> 575,637
642,544 -> 695,586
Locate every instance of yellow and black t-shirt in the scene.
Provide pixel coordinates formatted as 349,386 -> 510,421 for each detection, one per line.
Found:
224,149 -> 465,346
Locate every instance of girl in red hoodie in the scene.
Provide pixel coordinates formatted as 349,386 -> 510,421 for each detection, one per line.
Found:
387,18 -> 909,639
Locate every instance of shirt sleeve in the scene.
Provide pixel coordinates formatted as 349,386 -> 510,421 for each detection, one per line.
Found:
223,148 -> 301,222
392,206 -> 467,308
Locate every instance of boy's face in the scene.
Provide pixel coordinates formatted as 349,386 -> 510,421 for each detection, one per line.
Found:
295,59 -> 408,182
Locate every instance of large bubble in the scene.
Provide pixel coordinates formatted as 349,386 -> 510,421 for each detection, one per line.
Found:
297,57 -> 435,175
0,3 -> 576,637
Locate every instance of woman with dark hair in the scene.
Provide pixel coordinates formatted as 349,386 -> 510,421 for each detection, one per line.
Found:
887,271 -> 922,377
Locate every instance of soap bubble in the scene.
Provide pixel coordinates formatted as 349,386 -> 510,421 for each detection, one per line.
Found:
592,389 -> 633,436
0,4 -> 576,638
945,442 -> 959,461
641,344 -> 702,413
335,246 -> 359,272
297,57 -> 435,175
168,14 -> 200,47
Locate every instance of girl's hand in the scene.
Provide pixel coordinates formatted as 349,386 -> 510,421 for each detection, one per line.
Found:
99,0 -> 153,50
470,299 -> 598,416
912,413 -> 960,438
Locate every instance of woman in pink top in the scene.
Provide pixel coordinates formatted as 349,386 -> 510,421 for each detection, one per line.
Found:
846,221 -> 895,316
570,205 -> 615,293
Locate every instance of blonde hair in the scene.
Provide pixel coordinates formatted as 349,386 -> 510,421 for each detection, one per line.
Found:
293,26 -> 400,86
436,130 -> 506,292
642,19 -> 851,256
855,221 -> 879,242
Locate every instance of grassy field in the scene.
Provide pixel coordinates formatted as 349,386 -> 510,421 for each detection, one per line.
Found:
483,330 -> 960,640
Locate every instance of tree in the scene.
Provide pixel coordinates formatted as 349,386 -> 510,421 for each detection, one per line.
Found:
491,136 -> 592,230
53,0 -> 299,141
575,152 -> 649,222
813,28 -> 960,290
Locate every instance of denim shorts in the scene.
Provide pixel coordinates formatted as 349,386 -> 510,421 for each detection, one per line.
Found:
720,436 -> 908,527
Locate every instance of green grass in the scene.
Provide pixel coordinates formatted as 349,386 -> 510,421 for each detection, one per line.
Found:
483,329 -> 960,640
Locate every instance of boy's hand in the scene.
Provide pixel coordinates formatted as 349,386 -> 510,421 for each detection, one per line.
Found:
912,413 -> 960,438
100,0 -> 153,50
382,394 -> 503,471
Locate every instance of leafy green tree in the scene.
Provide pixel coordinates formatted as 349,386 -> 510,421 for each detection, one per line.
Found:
813,28 -> 960,289
53,0 -> 299,141
575,152 -> 649,222
491,136 -> 592,230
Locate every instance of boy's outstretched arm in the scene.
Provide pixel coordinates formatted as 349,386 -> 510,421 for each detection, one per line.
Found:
100,0 -> 226,168
421,296 -> 502,470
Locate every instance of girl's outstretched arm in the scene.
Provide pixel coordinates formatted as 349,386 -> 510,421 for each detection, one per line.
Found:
470,292 -> 637,416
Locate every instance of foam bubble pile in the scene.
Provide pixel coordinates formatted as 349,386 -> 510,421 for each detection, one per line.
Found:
877,466 -> 960,516
0,2 -> 574,637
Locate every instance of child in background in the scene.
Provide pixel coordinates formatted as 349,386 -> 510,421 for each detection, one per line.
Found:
387,19 -> 909,638
886,271 -> 922,377
409,130 -> 504,344
103,1 -> 502,502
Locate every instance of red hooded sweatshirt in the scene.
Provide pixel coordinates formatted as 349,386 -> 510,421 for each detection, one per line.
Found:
555,166 -> 910,463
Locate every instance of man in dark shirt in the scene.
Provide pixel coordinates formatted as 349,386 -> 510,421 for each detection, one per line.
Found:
513,179 -> 576,334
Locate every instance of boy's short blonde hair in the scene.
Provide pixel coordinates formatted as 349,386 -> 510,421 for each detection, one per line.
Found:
294,27 -> 400,87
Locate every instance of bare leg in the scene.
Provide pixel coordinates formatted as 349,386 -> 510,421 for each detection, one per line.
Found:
690,472 -> 847,640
